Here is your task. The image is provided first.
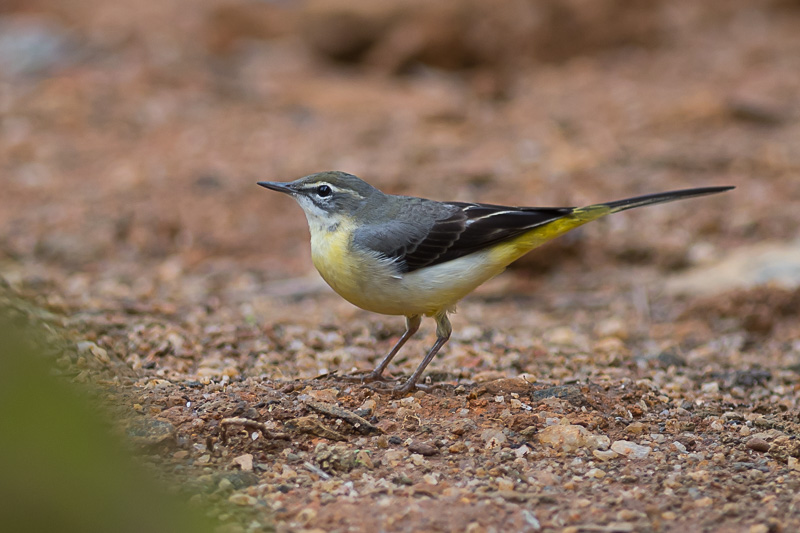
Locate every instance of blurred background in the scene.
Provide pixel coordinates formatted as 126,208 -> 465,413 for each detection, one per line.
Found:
1,0 -> 798,293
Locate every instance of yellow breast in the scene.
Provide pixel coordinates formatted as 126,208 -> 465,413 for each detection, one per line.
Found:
308,217 -> 370,304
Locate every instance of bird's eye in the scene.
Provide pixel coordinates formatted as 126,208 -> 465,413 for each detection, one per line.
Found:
316,185 -> 332,197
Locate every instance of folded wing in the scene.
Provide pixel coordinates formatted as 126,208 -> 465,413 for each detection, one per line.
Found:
354,201 -> 574,273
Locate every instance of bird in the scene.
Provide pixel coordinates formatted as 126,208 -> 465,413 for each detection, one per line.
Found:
258,171 -> 733,395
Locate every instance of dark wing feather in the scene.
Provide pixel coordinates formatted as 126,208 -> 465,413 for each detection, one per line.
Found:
426,202 -> 574,268
353,199 -> 574,273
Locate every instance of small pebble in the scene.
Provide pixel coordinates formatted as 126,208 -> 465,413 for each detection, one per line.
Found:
382,449 -> 404,466
537,424 -> 608,452
231,453 -> 253,471
422,473 -> 439,485
754,416 -> 770,428
449,442 -> 467,454
617,509 -> 642,521
358,398 -> 377,414
514,444 -> 530,459
593,449 -> 619,461
125,418 -> 176,448
694,496 -> 713,507
356,449 -> 374,469
481,429 -> 507,449
521,510 -> 541,531
585,468 -> 605,479
451,418 -> 477,436
625,422 -> 647,435
496,477 -> 515,491
410,453 -> 425,466
409,440 -> 439,456
745,438 -> 770,453
545,326 -> 579,346
593,317 -> 628,339
228,493 -> 257,506
611,440 -> 651,459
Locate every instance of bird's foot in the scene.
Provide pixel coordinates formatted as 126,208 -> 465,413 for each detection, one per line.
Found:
362,378 -> 430,398
338,370 -> 397,384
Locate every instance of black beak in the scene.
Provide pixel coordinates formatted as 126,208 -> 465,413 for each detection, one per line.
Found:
257,181 -> 295,194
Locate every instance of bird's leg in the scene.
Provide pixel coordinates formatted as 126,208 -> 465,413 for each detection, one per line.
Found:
392,312 -> 452,396
342,315 -> 421,383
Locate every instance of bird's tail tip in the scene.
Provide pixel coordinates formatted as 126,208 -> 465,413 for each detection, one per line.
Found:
603,185 -> 735,212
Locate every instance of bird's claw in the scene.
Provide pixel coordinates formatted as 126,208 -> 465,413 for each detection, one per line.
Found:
339,370 -> 398,384
338,370 -> 433,397
362,379 -> 430,398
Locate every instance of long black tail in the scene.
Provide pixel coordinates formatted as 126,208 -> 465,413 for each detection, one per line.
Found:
602,186 -> 735,213
498,185 -> 734,263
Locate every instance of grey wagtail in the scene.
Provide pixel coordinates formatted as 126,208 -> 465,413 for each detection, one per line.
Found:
258,171 -> 733,395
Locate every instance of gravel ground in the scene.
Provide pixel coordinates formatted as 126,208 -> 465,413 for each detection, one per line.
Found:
2,1 -> 800,532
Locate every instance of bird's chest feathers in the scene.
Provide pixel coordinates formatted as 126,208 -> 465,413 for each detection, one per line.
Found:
308,217 -> 360,291
307,215 -> 402,312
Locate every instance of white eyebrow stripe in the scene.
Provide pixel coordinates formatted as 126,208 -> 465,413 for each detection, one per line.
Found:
299,182 -> 335,192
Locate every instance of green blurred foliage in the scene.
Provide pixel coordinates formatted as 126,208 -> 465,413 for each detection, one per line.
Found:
0,305 -> 216,533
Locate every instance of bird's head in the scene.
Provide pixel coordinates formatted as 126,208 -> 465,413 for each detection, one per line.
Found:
258,171 -> 382,228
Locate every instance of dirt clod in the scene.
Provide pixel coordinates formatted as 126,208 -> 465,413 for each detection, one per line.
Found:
408,440 -> 439,456
746,438 -> 772,453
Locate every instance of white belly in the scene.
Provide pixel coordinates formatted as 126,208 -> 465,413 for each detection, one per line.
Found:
322,248 -> 506,317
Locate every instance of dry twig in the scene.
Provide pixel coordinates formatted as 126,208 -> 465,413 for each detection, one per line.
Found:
289,415 -> 348,441
303,461 -> 332,480
305,400 -> 382,434
219,417 -> 290,444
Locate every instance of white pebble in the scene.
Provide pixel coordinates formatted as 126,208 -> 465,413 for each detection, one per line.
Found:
610,440 -> 651,459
